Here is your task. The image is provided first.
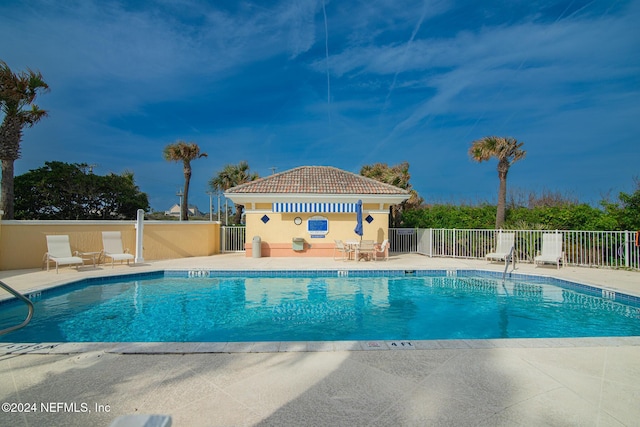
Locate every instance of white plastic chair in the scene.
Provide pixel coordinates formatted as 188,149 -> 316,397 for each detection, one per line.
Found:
333,240 -> 353,261
534,233 -> 565,269
45,235 -> 83,273
374,239 -> 389,261
102,231 -> 135,267
486,232 -> 515,265
355,240 -> 375,261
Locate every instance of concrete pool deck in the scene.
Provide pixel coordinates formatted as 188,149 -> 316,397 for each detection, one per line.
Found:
1,253 -> 639,426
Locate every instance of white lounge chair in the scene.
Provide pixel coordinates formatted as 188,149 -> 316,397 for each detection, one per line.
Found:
485,232 -> 515,265
102,231 -> 135,267
45,235 -> 83,273
333,240 -> 353,261
374,239 -> 389,261
535,233 -> 565,269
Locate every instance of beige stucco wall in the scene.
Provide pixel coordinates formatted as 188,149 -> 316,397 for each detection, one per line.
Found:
0,220 -> 220,270
244,203 -> 391,256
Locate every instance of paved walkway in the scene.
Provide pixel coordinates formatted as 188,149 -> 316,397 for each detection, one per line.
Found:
1,254 -> 639,426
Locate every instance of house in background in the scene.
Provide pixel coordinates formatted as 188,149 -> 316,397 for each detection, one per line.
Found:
224,166 -> 409,257
164,204 -> 203,217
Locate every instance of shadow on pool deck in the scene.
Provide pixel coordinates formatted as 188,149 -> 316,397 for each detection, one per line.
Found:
1,343 -> 640,426
1,253 -> 639,426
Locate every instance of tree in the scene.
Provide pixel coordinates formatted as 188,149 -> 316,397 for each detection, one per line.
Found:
209,161 -> 258,224
14,161 -> 149,219
163,141 -> 207,221
469,136 -> 526,228
360,161 -> 423,227
0,60 -> 49,219
602,177 -> 640,230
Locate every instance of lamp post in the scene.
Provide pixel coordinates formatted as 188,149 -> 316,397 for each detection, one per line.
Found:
217,192 -> 221,222
176,188 -> 184,222
206,191 -> 213,222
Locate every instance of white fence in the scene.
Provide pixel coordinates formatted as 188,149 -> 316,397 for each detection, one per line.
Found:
389,228 -> 640,270
221,227 -> 639,269
221,226 -> 246,252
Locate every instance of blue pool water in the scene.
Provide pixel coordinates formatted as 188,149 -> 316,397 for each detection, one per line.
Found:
1,271 -> 639,342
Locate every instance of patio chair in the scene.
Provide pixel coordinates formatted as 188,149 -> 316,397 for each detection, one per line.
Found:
374,239 -> 389,261
333,240 -> 353,261
102,231 -> 135,267
356,240 -> 375,261
44,235 -> 84,273
534,233 -> 565,269
485,232 -> 515,265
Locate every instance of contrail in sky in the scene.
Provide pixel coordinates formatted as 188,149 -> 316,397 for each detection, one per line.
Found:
362,0 -> 429,165
384,0 -> 429,109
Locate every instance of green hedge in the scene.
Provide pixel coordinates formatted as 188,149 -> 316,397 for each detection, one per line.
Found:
402,203 -> 621,231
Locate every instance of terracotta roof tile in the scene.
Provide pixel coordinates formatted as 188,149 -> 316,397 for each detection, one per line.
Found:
226,166 -> 408,195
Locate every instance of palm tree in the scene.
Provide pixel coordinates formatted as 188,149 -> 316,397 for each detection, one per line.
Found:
469,136 -> 526,228
209,161 -> 258,224
163,141 -> 207,221
360,161 -> 423,227
0,60 -> 49,219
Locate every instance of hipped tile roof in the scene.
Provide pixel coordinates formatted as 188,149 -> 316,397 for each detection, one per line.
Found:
226,166 -> 409,195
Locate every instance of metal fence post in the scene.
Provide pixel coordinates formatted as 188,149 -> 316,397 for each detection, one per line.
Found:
431,228 -> 435,256
625,231 -> 630,268
453,229 -> 457,258
221,226 -> 226,252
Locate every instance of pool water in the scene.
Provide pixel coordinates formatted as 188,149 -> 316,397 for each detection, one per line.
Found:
2,272 -> 640,342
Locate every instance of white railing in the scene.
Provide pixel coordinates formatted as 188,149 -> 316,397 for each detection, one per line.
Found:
390,228 -> 640,270
221,226 -> 246,252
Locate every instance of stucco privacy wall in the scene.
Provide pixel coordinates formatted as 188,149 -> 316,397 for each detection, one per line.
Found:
0,221 -> 220,270
244,204 -> 390,257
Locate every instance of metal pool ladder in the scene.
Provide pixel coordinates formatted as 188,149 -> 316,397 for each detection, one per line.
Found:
0,280 -> 34,336
502,246 -> 516,280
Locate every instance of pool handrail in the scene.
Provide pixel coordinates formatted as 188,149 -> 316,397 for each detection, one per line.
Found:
503,245 -> 516,280
0,280 -> 34,336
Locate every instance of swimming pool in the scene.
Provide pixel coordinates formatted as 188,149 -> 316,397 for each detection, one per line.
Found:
1,270 -> 639,343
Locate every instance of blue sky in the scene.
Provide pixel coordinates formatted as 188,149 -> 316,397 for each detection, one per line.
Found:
1,0 -> 639,213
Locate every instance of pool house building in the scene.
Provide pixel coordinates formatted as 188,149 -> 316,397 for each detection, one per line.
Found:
224,166 -> 410,257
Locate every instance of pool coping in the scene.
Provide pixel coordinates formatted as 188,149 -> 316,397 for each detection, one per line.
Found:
3,336 -> 640,355
2,268 -> 639,354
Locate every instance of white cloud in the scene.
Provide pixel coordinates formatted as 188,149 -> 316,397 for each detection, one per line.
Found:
1,1 -> 325,113
2,0 -> 638,209
282,0 -> 319,58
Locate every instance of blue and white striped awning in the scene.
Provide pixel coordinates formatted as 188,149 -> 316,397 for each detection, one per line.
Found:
273,202 -> 357,213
